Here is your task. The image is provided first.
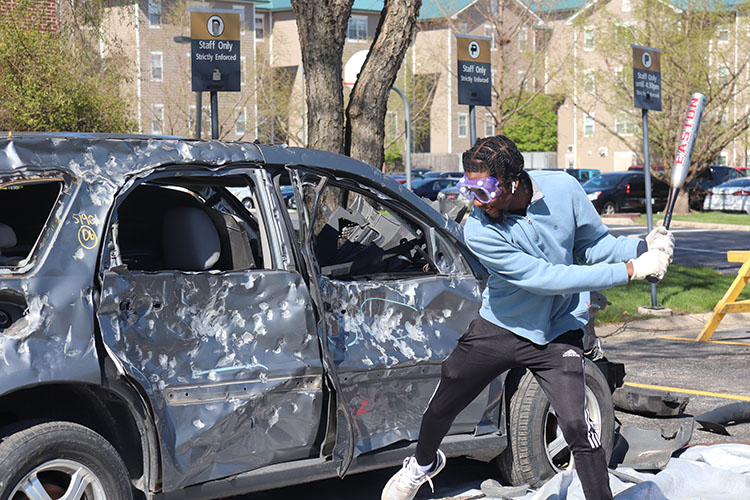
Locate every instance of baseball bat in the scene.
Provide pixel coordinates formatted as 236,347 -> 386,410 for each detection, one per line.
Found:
646,92 -> 706,283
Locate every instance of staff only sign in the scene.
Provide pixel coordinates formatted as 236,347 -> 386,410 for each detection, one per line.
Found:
191,11 -> 241,92
456,35 -> 492,107
632,45 -> 662,111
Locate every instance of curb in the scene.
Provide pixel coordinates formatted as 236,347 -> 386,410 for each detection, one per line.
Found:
597,312 -> 750,340
601,217 -> 750,231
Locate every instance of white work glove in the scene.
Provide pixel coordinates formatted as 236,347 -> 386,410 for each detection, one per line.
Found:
629,249 -> 670,281
645,226 -> 675,262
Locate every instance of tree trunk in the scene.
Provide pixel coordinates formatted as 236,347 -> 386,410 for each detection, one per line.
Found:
345,0 -> 422,168
291,0 -> 353,154
672,189 -> 691,215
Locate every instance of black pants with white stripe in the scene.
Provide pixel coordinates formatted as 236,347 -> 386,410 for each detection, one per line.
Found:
414,315 -> 612,500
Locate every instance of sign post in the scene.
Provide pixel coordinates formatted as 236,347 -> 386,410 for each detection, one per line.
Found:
632,44 -> 663,309
191,10 -> 241,139
456,35 -> 492,146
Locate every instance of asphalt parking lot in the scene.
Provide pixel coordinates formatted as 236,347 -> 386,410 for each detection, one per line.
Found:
600,312 -> 750,447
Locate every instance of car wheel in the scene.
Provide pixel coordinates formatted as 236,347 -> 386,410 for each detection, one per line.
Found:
601,201 -> 617,215
0,421 -> 132,500
496,360 -> 615,488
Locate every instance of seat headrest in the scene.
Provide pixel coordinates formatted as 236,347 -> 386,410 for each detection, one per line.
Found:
161,207 -> 221,271
0,223 -> 17,250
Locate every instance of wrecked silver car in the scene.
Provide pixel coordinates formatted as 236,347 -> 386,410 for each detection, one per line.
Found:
0,133 -> 619,499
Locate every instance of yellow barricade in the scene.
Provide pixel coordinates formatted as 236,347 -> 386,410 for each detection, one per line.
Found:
697,250 -> 750,341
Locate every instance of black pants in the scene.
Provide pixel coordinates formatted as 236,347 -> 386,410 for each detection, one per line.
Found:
415,316 -> 612,500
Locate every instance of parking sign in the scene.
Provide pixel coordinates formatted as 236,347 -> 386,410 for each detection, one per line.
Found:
191,11 -> 241,92
456,35 -> 492,107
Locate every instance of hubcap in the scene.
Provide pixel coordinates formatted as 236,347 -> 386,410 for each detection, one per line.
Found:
10,459 -> 107,500
543,386 -> 602,471
603,203 -> 616,215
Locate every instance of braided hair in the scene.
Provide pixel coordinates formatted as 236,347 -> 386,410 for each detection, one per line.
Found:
462,135 -> 525,182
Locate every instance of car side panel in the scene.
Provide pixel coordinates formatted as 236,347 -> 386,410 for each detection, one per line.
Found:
0,178 -> 102,397
97,270 -> 325,491
320,275 -> 486,456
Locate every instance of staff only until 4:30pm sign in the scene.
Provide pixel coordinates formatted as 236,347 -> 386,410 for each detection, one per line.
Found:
191,10 -> 241,92
632,45 -> 662,111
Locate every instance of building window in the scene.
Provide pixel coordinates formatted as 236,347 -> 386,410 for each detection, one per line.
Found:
235,107 -> 247,135
615,113 -> 635,136
622,0 -> 631,11
518,70 -> 528,91
456,22 -> 469,34
485,25 -> 496,50
519,27 -> 528,51
148,0 -> 161,28
718,24 -> 729,42
241,56 -> 246,87
745,150 -> 750,168
584,70 -> 595,93
188,105 -> 196,135
721,107 -> 729,124
347,15 -> 367,41
150,52 -> 163,82
485,114 -> 495,136
232,5 -> 246,34
190,104 -> 212,136
718,66 -> 729,86
716,151 -> 728,166
458,113 -> 467,138
584,114 -> 594,137
152,104 -> 164,134
386,111 -> 398,139
614,66 -> 623,82
583,27 -> 594,51
255,15 -> 264,40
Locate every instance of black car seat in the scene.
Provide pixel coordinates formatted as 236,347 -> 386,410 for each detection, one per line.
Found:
0,223 -> 19,266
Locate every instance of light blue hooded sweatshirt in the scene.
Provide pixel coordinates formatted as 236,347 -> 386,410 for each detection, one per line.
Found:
464,170 -> 642,345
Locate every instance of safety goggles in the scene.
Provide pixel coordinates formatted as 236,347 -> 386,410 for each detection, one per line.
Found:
457,175 -> 503,203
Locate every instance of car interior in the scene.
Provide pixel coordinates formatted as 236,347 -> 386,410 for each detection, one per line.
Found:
114,178 -> 266,273
0,180 -> 62,267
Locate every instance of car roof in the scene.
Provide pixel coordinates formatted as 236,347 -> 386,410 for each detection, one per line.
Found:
0,132 -> 394,184
0,132 -> 463,238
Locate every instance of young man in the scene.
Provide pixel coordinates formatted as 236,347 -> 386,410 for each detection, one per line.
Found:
382,135 -> 674,500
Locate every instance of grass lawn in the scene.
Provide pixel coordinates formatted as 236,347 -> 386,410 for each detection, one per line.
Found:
595,264 -> 750,325
636,212 -> 750,226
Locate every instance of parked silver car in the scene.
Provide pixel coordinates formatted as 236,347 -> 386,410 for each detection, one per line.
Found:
702,177 -> 750,213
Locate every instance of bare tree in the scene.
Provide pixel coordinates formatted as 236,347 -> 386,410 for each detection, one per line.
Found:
345,0 -> 423,168
576,0 -> 750,210
291,0 -> 353,155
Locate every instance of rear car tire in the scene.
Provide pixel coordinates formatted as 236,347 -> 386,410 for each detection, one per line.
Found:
0,421 -> 132,500
601,201 -> 617,215
496,360 -> 615,488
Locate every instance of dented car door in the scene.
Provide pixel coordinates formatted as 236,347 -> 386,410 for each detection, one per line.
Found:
96,170 -> 326,491
291,169 -> 486,469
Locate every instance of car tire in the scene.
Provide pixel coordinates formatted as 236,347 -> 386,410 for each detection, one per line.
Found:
0,421 -> 132,500
496,360 -> 615,488
601,201 -> 617,215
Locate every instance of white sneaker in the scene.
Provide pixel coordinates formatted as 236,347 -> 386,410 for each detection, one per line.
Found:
381,450 -> 446,500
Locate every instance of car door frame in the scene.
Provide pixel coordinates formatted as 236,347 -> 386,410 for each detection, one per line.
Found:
94,164 -> 328,491
286,164 -> 495,475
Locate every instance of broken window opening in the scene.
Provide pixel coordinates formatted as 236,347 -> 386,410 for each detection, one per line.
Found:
311,182 -> 438,280
0,179 -> 63,268
111,176 -> 269,273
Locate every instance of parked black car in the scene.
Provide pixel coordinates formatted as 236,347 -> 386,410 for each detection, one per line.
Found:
423,170 -> 464,179
583,171 -> 669,214
688,165 -> 747,210
0,134 -> 620,499
411,177 -> 460,200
